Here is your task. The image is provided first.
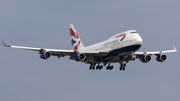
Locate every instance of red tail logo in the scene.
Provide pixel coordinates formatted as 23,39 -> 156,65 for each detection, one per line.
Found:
69,28 -> 79,39
73,40 -> 81,50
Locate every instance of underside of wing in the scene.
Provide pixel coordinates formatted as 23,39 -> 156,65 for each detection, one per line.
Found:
134,46 -> 177,63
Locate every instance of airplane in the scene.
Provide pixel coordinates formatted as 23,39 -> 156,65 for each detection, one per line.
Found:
2,24 -> 177,71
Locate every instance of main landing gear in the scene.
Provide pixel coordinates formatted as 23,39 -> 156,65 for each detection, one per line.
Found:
106,63 -> 113,70
89,63 -> 103,70
119,62 -> 126,71
89,62 -> 126,71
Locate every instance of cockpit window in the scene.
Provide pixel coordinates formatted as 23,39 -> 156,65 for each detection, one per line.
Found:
130,32 -> 137,34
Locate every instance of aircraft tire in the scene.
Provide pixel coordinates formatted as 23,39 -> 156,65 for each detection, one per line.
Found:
89,66 -> 92,70
97,65 -> 102,70
110,65 -> 113,70
106,66 -> 110,70
96,66 -> 99,70
92,66 -> 95,70
100,65 -> 103,70
124,63 -> 126,67
123,67 -> 125,71
106,66 -> 108,70
120,67 -> 122,71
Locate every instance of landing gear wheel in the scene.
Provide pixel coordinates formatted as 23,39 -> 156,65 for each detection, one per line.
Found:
106,66 -> 109,70
124,63 -> 126,67
110,65 -> 113,70
120,67 -> 122,71
119,62 -> 126,71
89,62 -> 96,70
90,66 -> 95,70
123,67 -> 125,71
96,65 -> 99,70
92,66 -> 95,70
97,65 -> 102,70
100,65 -> 103,70
123,63 -> 126,71
89,66 -> 92,70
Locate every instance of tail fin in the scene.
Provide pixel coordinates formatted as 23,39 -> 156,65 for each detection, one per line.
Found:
69,24 -> 85,50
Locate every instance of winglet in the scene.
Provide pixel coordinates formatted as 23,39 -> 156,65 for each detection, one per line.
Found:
2,41 -> 11,47
173,46 -> 177,52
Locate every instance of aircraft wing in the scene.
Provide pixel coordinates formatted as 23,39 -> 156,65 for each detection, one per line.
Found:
134,46 -> 177,55
2,41 -> 109,58
3,41 -> 41,51
108,46 -> 177,64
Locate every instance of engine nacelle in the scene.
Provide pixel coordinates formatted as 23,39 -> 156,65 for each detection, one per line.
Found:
156,54 -> 167,62
74,53 -> 86,61
40,51 -> 52,59
140,54 -> 152,63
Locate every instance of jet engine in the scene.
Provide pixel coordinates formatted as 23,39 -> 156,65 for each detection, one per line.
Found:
40,51 -> 52,59
140,54 -> 151,63
74,53 -> 86,61
156,54 -> 167,62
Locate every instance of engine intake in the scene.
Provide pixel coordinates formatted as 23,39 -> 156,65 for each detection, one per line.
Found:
40,51 -> 52,59
140,54 -> 151,63
156,54 -> 167,62
74,53 -> 86,61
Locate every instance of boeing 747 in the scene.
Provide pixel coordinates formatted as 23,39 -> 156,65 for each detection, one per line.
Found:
3,24 -> 177,71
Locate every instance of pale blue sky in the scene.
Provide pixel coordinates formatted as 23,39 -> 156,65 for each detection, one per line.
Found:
0,0 -> 180,101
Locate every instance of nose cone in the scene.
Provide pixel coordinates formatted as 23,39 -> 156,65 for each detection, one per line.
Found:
135,34 -> 143,45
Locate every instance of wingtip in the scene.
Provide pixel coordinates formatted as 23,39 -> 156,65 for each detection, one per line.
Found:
2,41 -> 10,47
2,41 -> 6,46
173,46 -> 177,51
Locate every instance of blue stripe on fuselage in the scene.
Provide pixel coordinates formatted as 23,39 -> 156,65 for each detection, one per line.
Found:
120,36 -> 126,41
107,45 -> 141,57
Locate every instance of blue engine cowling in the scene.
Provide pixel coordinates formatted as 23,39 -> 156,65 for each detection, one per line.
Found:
140,55 -> 152,63
156,54 -> 167,62
40,51 -> 52,59
74,53 -> 86,61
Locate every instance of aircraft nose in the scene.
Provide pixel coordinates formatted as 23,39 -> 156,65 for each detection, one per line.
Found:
136,35 -> 143,45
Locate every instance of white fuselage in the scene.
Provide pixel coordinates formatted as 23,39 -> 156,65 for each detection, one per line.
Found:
82,30 -> 143,54
3,24 -> 176,70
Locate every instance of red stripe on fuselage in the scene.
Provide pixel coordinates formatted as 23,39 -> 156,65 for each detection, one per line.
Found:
115,33 -> 126,37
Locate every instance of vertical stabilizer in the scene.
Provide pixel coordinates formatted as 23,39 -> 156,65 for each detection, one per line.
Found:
69,24 -> 85,50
